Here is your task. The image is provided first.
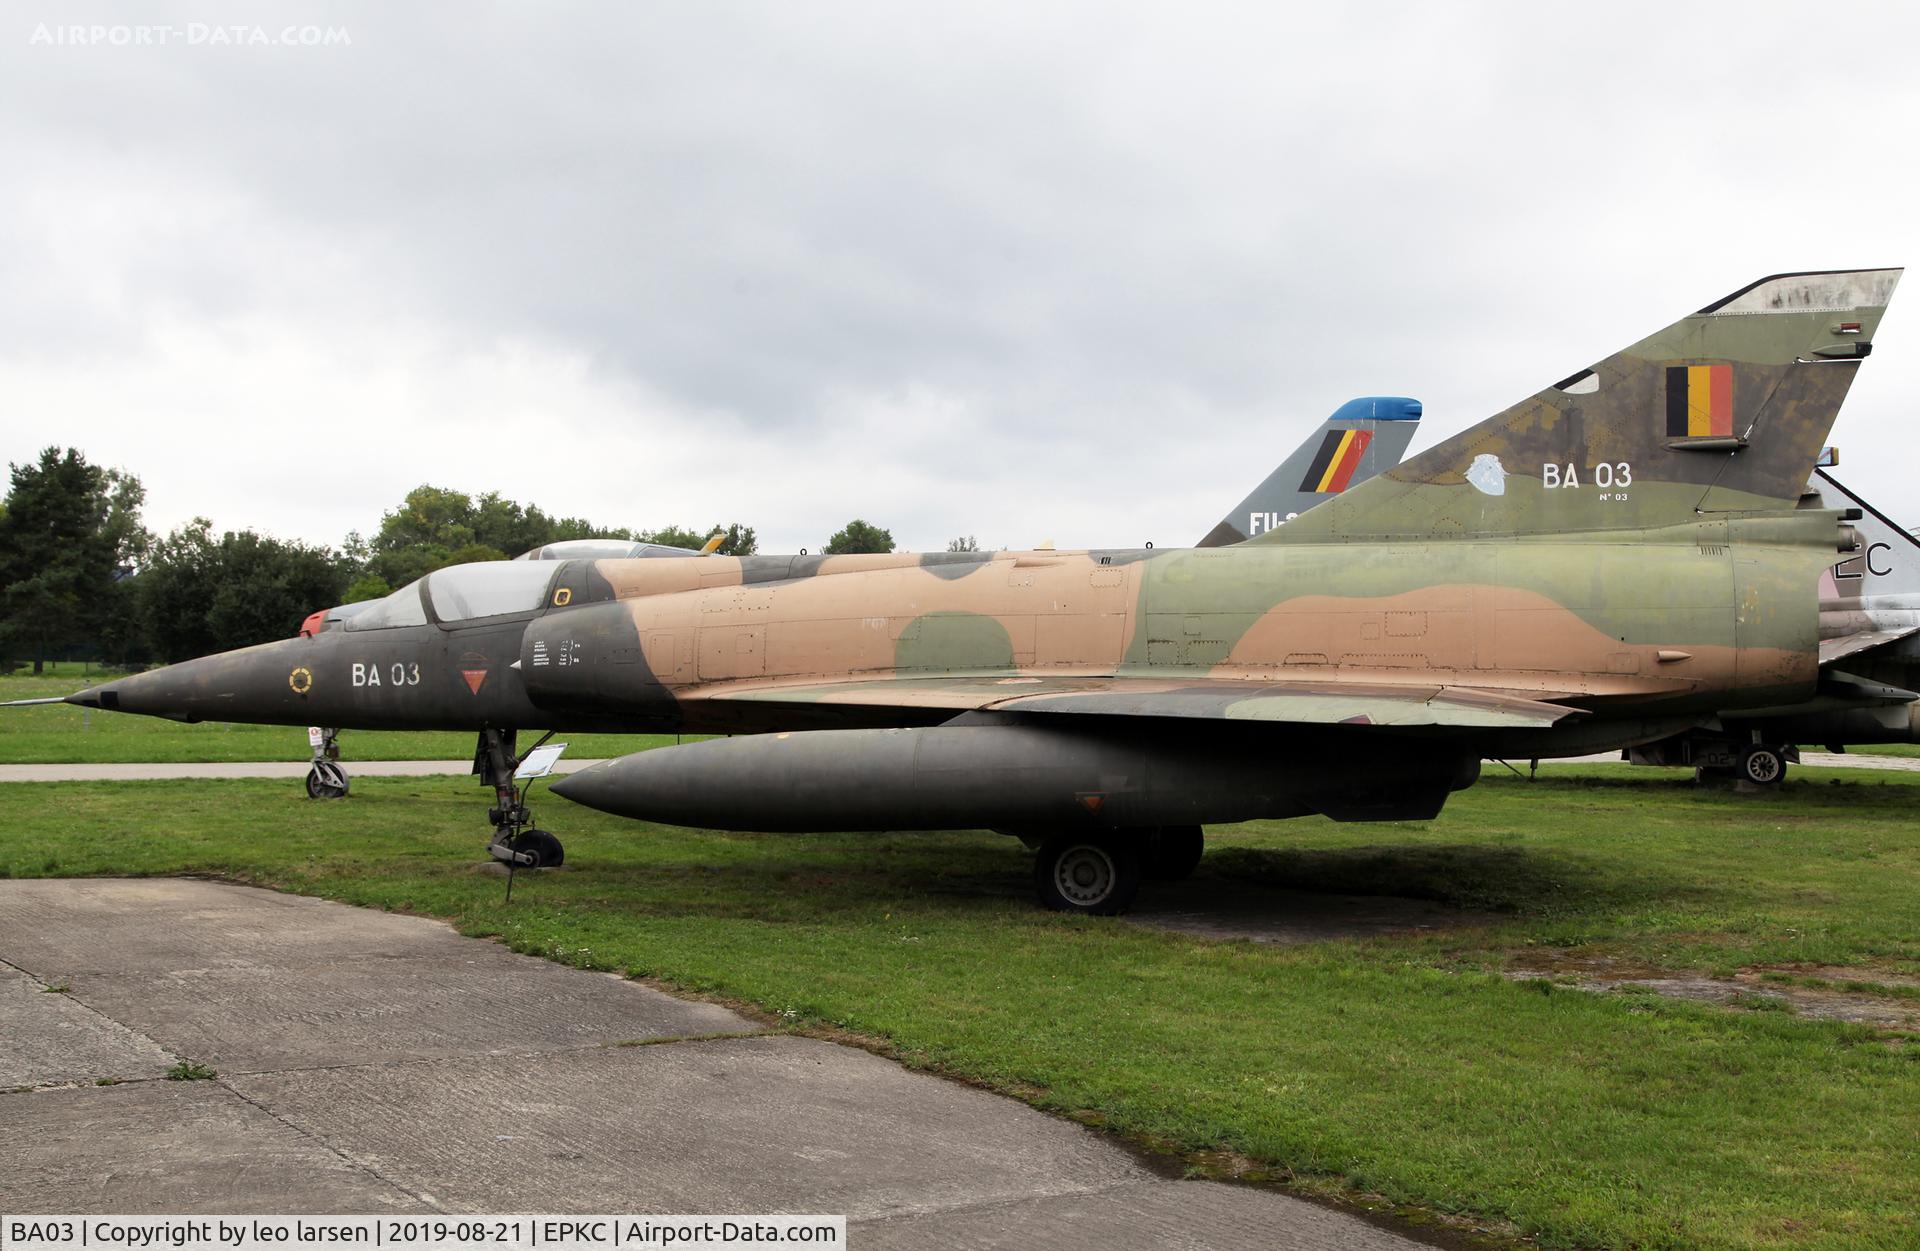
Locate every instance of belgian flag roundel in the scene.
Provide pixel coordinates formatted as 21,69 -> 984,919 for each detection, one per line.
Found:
1665,364 -> 1733,438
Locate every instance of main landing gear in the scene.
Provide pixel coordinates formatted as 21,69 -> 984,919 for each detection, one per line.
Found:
1031,825 -> 1205,916
304,728 -> 349,799
476,728 -> 565,869
1736,742 -> 1789,787
1693,740 -> 1794,788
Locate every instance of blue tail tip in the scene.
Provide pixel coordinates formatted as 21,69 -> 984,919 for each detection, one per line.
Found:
1329,397 -> 1422,423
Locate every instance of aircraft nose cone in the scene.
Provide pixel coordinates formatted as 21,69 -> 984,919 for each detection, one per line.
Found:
57,636 -> 322,724
67,665 -> 206,720
65,684 -> 114,709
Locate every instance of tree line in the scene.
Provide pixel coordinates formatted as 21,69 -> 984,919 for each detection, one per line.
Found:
0,447 -> 922,671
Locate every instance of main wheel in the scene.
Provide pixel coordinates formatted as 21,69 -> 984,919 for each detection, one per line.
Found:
1738,744 -> 1786,787
305,762 -> 349,800
1033,834 -> 1141,915
511,829 -> 565,868
1143,826 -> 1204,881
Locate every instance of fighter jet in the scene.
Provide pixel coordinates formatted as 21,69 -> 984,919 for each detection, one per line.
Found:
15,398 -> 1423,863
1624,464 -> 1920,782
533,268 -> 1898,912
27,271 -> 1901,913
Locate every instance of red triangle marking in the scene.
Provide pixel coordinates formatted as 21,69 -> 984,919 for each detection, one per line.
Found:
462,669 -> 488,694
1078,794 -> 1104,813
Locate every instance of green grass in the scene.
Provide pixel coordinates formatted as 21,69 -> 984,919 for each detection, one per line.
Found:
4,766 -> 1918,1250
0,668 -> 676,763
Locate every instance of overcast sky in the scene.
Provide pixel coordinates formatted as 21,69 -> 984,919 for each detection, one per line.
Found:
4,2 -> 1918,554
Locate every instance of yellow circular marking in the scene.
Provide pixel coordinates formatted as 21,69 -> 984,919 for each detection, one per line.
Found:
553,587 -> 573,606
288,667 -> 313,695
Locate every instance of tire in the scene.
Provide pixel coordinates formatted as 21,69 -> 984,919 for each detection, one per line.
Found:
513,829 -> 565,868
1033,834 -> 1141,916
305,762 -> 349,800
1738,744 -> 1786,787
1144,826 -> 1204,881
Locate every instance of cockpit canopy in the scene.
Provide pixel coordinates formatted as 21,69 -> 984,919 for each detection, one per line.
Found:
515,538 -> 698,560
345,561 -> 561,630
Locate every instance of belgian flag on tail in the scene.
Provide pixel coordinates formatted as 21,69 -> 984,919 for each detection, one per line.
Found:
1296,428 -> 1375,494
1665,364 -> 1733,438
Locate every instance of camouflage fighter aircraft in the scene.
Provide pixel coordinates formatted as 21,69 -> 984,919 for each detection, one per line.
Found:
23,271 -> 1901,912
13,398 -> 1422,870
1624,464 -> 1920,782
527,268 -> 1898,912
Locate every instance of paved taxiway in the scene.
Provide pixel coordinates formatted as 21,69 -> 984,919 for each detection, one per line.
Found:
1,879 -> 1438,1250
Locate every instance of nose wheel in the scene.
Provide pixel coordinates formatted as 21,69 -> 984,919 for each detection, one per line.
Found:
305,760 -> 350,800
490,828 -> 564,868
304,728 -> 348,799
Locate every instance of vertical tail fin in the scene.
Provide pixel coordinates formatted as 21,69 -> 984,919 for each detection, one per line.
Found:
1257,269 -> 1901,543
1196,397 -> 1422,546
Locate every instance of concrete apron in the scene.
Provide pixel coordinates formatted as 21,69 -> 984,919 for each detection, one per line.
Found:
0,878 -> 1437,1251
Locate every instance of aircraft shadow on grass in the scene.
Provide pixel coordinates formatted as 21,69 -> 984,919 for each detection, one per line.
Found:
1188,843 -> 1692,916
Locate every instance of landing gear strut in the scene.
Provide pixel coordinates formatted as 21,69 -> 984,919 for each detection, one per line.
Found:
477,728 -> 565,869
305,727 -> 348,799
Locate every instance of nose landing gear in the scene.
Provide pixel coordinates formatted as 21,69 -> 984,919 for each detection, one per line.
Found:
476,729 -> 567,871
304,728 -> 349,799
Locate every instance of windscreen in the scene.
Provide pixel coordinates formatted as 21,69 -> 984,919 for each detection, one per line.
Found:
427,561 -> 559,622
343,581 -> 429,630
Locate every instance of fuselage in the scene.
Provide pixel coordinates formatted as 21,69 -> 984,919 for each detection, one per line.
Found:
75,510 -> 1845,762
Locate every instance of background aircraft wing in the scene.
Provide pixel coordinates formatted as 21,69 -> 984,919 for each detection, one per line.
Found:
1820,624 -> 1920,666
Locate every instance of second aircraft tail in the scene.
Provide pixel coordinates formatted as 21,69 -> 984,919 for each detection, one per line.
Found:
1196,397 -> 1422,546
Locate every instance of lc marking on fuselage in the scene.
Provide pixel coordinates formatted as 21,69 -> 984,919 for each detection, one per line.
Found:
1836,543 -> 1896,580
